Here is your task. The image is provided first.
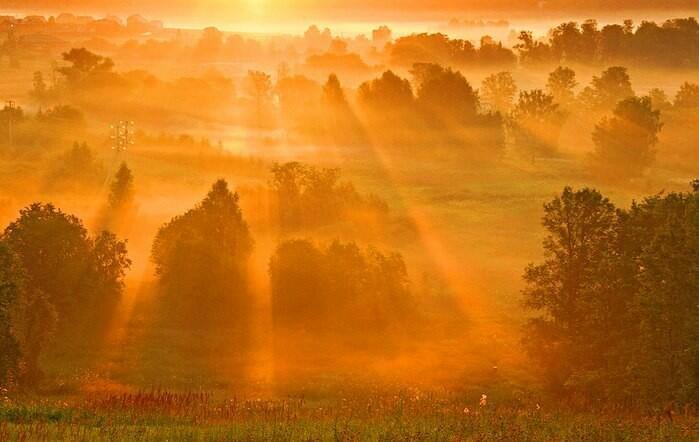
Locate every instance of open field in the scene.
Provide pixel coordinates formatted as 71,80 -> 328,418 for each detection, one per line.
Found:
2,390 -> 698,441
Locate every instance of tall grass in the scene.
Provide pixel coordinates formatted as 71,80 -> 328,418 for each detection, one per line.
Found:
0,389 -> 695,441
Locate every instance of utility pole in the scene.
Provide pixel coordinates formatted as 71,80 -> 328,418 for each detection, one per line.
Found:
6,100 -> 16,148
110,120 -> 134,154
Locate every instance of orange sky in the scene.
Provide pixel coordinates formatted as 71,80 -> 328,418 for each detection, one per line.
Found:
4,0 -> 697,22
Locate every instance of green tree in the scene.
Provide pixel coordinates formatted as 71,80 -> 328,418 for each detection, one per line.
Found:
322,74 -> 347,108
624,188 -> 699,403
57,48 -> 114,86
357,70 -> 415,142
2,203 -> 129,382
270,239 -> 413,335
583,66 -> 634,110
195,27 -> 224,60
674,82 -> 699,108
515,31 -> 553,65
269,239 -> 326,329
524,182 -> 699,404
275,74 -> 321,134
550,22 -> 583,62
151,180 -> 253,327
0,242 -> 23,385
270,162 -> 387,231
31,71 -> 48,104
523,187 -> 622,396
591,96 -> 662,179
546,66 -> 577,109
510,89 -> 566,160
598,24 -> 629,62
480,71 -> 517,115
47,142 -> 104,190
357,70 -> 414,111
648,88 -> 672,111
108,162 -> 135,209
412,63 -> 479,123
320,74 -> 366,146
477,37 -> 516,67
97,164 -> 135,234
245,70 -> 273,128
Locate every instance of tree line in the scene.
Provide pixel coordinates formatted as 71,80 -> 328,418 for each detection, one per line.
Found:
0,163 -> 414,388
372,17 -> 699,69
516,18 -> 699,68
257,62 -> 678,173
69,16 -> 699,70
524,181 -> 699,406
22,46 -> 699,180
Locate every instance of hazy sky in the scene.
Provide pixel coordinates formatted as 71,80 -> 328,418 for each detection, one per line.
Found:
4,0 -> 698,14
2,0 -> 697,28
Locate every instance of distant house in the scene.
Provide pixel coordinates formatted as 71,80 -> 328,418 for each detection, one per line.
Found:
127,15 -> 163,34
0,16 -> 18,25
55,13 -> 78,25
89,18 -> 123,35
22,15 -> 47,26
54,13 -> 95,33
105,15 -> 124,26
56,14 -> 95,26
126,14 -> 149,33
75,16 -> 95,25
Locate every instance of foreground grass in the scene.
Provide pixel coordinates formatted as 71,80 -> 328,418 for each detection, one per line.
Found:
0,390 -> 695,441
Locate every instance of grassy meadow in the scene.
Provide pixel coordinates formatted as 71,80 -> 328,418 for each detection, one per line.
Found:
2,389 -> 697,441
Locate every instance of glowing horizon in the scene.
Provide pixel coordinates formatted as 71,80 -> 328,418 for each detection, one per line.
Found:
4,0 -> 698,32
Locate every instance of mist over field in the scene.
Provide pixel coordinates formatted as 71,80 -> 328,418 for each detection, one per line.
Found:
0,1 -> 698,439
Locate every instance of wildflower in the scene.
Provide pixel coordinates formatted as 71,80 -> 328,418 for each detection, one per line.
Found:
536,403 -> 541,411
479,394 -> 487,407
463,407 -> 470,415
